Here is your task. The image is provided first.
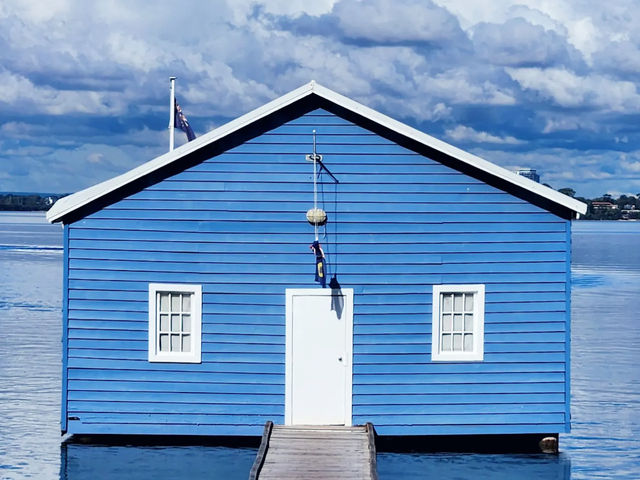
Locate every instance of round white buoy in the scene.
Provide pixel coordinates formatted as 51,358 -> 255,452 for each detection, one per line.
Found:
306,208 -> 327,226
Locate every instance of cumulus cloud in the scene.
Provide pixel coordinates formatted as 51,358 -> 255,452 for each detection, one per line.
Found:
0,0 -> 639,198
472,17 -> 583,68
0,69 -> 126,115
506,67 -> 640,112
332,0 -> 466,46
446,125 -> 523,144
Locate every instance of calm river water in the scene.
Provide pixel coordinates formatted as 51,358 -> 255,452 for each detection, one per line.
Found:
0,212 -> 638,479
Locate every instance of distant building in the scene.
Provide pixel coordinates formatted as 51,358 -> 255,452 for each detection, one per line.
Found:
592,201 -> 618,211
517,168 -> 540,183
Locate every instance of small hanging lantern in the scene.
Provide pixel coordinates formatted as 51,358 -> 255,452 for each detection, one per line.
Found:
306,207 -> 327,226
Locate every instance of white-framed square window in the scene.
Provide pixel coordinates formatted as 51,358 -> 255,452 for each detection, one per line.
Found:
431,284 -> 485,362
148,283 -> 202,363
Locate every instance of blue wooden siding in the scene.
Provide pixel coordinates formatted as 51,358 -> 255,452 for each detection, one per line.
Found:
64,108 -> 570,436
61,224 -> 70,434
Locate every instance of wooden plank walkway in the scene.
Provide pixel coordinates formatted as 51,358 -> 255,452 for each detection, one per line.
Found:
251,423 -> 378,479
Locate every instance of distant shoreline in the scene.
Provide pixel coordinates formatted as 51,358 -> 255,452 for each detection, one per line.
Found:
2,192 -> 638,220
0,193 -> 68,212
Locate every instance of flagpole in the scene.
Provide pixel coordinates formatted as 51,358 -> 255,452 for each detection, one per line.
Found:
169,76 -> 176,152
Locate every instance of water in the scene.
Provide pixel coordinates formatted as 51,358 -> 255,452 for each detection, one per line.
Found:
564,221 -> 640,479
0,213 -> 638,479
0,213 -> 63,479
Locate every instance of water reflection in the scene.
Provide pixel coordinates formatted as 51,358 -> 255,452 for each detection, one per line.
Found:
566,221 -> 640,479
60,442 -> 257,480
377,452 -> 571,479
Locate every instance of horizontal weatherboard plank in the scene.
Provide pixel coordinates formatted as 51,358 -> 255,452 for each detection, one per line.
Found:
371,424 -> 568,435
60,370 -> 273,383
353,382 -> 565,395
352,403 -> 565,415
68,401 -> 283,415
353,393 -> 564,405
68,380 -> 284,394
67,289 -> 566,303
68,390 -> 283,404
131,181 -> 505,196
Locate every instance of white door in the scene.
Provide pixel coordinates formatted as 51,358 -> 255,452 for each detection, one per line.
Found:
285,289 -> 353,426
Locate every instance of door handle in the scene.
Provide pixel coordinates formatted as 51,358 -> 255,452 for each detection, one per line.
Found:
338,356 -> 343,362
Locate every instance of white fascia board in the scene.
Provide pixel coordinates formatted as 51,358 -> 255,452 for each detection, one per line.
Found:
46,82 -> 319,223
47,80 -> 586,223
311,83 -> 587,216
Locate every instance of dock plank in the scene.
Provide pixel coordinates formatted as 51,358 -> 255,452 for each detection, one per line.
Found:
256,425 -> 376,479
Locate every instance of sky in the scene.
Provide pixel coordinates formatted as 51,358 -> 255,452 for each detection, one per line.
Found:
1,0 -> 639,198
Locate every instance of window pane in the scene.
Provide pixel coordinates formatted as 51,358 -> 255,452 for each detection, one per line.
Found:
443,294 -> 453,312
453,294 -> 463,311
441,334 -> 452,351
453,314 -> 463,331
171,334 -> 180,352
159,334 -> 170,352
159,293 -> 169,311
171,314 -> 180,332
453,333 -> 463,351
159,314 -> 170,331
182,294 -> 191,312
464,314 -> 474,331
464,333 -> 474,351
171,294 -> 180,312
182,335 -> 191,352
183,315 -> 191,332
442,314 -> 452,332
464,293 -> 474,312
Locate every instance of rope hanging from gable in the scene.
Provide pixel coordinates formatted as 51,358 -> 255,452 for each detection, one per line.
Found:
306,130 -> 339,287
306,130 -> 327,239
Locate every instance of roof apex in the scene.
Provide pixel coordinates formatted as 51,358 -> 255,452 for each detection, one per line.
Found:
47,81 -> 586,223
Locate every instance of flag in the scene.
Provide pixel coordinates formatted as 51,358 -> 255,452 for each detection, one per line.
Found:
310,241 -> 326,287
174,98 -> 196,141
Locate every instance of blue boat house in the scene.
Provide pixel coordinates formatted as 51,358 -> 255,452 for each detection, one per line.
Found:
47,81 -> 586,444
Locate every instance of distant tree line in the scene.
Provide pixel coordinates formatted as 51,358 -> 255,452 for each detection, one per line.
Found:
557,188 -> 640,220
0,193 -> 68,211
2,189 -> 639,220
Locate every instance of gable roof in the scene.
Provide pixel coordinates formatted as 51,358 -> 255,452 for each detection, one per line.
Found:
47,81 -> 586,223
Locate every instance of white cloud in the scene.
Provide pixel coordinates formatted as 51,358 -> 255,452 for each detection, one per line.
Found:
0,70 -> 125,115
446,125 -> 522,144
255,0 -> 337,16
472,17 -> 581,68
0,0 -> 638,199
566,16 -> 600,63
0,0 -> 71,23
105,33 -> 167,74
333,0 -> 465,45
506,67 -> 640,112
620,153 -> 640,173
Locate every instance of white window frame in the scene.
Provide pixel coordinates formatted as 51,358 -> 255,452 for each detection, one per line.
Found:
431,284 -> 485,362
148,283 -> 202,363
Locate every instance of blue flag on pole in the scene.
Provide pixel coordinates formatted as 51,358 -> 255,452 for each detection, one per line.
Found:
310,241 -> 326,287
174,99 -> 196,141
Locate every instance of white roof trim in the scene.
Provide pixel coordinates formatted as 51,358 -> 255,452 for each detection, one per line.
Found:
311,83 -> 586,216
47,80 -> 586,223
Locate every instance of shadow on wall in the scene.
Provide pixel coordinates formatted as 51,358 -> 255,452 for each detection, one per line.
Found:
329,275 -> 344,318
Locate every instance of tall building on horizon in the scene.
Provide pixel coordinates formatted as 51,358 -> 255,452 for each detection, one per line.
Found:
517,168 -> 540,183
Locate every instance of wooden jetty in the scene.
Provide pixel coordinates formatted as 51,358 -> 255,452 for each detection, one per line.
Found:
250,422 -> 378,479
